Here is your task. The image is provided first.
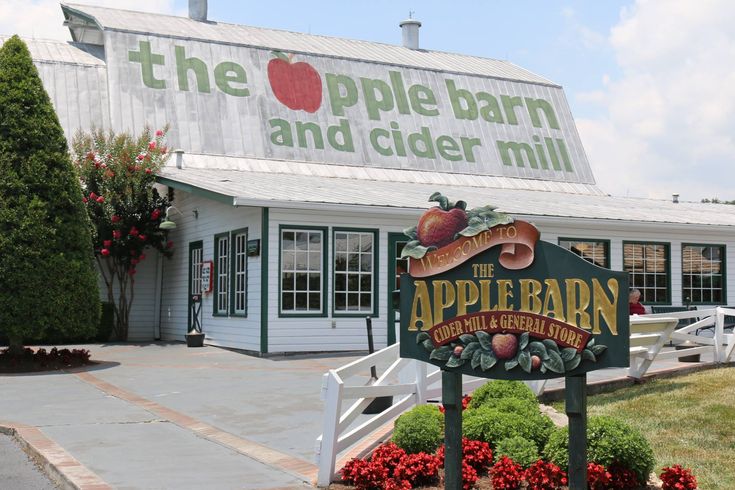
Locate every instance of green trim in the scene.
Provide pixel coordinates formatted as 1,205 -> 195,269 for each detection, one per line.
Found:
557,237 -> 611,269
188,240 -> 203,330
387,232 -> 409,345
681,243 -> 726,305
332,227 -> 379,318
622,240 -> 671,305
156,176 -> 235,206
213,232 -> 229,317
277,225 -> 329,318
260,209 -> 269,354
230,227 -> 248,317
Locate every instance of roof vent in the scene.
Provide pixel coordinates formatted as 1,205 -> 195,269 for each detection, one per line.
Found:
672,193 -> 679,203
189,0 -> 208,22
399,15 -> 422,50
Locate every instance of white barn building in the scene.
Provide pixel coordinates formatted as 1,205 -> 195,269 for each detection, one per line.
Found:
10,2 -> 735,354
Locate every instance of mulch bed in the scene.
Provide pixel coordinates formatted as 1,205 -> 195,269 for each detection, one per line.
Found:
0,347 -> 94,373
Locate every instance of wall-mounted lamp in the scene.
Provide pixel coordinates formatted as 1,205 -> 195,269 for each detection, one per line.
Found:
193,208 -> 199,220
159,206 -> 183,230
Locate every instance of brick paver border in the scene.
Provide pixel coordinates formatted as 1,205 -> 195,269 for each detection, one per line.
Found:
0,421 -> 111,490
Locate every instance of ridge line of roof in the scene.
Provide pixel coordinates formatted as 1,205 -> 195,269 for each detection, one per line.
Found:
61,2 -> 559,87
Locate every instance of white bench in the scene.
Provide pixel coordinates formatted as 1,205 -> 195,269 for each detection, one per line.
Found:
628,316 -> 679,378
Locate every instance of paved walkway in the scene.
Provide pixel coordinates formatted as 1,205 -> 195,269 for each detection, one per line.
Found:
0,342 -> 728,489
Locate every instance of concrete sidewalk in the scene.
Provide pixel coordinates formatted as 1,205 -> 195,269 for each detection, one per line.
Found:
0,342 -> 727,489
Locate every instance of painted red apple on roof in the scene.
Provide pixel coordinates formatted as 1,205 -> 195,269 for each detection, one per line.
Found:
267,51 -> 322,113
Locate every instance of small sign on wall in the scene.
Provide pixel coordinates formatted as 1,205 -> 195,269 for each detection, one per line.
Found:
201,260 -> 213,294
247,239 -> 260,257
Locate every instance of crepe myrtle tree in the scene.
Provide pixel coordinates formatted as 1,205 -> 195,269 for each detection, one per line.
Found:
73,127 -> 174,341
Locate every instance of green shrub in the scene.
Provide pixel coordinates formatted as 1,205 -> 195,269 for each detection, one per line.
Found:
463,406 -> 553,450
468,380 -> 538,409
392,404 -> 443,454
484,396 -> 541,417
0,36 -> 99,352
543,416 -> 655,483
495,436 -> 540,468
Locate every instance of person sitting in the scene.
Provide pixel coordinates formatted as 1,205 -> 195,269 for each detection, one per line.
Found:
629,289 -> 646,315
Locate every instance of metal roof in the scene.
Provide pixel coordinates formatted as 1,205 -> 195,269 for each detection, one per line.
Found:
0,36 -> 104,66
61,3 -> 556,86
157,160 -> 735,227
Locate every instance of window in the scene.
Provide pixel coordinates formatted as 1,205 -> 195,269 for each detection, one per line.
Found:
231,229 -> 247,316
623,242 -> 670,304
334,229 -> 377,316
280,227 -> 326,315
558,238 -> 610,268
682,244 -> 725,304
214,233 -> 229,315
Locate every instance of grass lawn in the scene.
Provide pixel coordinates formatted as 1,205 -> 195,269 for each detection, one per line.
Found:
555,366 -> 735,489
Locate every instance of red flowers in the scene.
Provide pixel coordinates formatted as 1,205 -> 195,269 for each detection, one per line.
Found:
138,234 -> 147,241
111,215 -> 121,223
155,129 -> 164,137
89,192 -> 97,200
437,438 -> 493,474
524,460 -> 568,490
660,464 -> 697,490
112,230 -> 122,240
96,195 -> 105,203
145,168 -> 152,175
100,248 -> 110,256
129,226 -> 139,237
148,141 -> 156,150
166,240 -> 174,249
439,395 -> 472,414
151,209 -> 161,220
587,462 -> 612,490
103,240 -> 112,248
491,456 -> 524,490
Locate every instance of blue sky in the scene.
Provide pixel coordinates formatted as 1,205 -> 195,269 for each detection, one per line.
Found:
4,0 -> 735,201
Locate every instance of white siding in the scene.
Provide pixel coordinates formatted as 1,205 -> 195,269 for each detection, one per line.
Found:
158,191 -> 262,351
267,208 -> 416,353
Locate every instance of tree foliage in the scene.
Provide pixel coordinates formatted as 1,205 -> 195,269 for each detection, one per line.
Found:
72,127 -> 173,340
0,36 -> 99,352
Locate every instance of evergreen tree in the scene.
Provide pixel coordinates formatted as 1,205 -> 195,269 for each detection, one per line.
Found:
0,36 -> 99,353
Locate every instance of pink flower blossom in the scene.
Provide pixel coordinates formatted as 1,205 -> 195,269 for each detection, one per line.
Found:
139,234 -> 146,241
111,215 -> 121,223
155,130 -> 164,137
100,248 -> 110,256
89,192 -> 97,200
145,168 -> 152,175
103,240 -> 112,248
82,197 -> 88,203
112,230 -> 122,240
148,141 -> 156,150
96,196 -> 105,203
151,209 -> 161,220
129,226 -> 139,237
136,153 -> 146,161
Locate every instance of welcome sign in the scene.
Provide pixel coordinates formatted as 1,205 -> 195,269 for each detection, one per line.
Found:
399,193 -> 629,380
103,31 -> 595,184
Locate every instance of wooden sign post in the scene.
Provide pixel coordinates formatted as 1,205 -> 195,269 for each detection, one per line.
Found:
399,193 -> 629,489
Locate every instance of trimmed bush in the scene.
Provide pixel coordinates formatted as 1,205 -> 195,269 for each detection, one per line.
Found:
463,406 -> 553,450
495,436 -> 540,468
0,36 -> 99,351
392,404 -> 443,454
468,380 -> 537,409
543,415 -> 655,484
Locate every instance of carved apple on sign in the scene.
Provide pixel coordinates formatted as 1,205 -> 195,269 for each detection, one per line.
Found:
267,51 -> 322,113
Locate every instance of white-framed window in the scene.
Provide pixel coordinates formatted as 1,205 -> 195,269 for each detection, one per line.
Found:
333,229 -> 376,315
623,241 -> 670,304
214,233 -> 229,315
558,238 -> 610,268
232,229 -> 247,316
280,227 -> 325,315
682,244 -> 725,304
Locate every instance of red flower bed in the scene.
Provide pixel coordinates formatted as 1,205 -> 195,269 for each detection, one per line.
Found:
0,347 -> 92,373
490,456 -> 524,490
524,460 -> 568,490
660,464 -> 698,490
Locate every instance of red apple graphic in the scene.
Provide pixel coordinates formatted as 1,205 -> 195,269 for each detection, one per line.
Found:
267,51 -> 322,113
491,333 -> 518,360
417,207 -> 468,248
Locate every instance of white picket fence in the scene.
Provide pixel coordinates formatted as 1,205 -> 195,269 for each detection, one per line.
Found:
314,308 -> 735,486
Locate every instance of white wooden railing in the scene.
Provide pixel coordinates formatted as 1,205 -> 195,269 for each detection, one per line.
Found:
315,308 -> 735,486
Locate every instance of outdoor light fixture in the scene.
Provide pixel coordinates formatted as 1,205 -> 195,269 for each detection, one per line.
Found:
159,206 -> 182,230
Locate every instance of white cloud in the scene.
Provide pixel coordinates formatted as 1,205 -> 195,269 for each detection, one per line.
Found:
578,0 -> 735,200
0,0 -> 177,41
